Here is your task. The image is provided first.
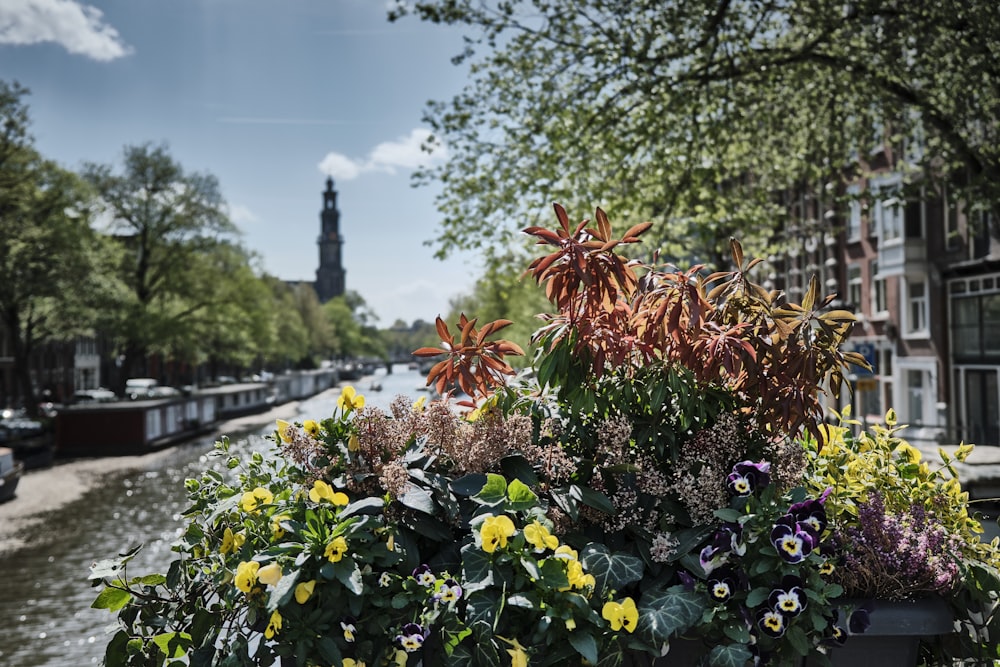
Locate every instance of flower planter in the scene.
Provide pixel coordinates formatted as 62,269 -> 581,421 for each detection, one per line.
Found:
809,596 -> 954,667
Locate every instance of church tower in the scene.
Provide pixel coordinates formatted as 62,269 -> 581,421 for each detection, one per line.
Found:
315,177 -> 346,303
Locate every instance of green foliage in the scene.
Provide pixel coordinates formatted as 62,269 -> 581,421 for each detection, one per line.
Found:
393,0 -> 1000,263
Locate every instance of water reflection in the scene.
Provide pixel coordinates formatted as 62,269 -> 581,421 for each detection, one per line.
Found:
0,366 -> 426,667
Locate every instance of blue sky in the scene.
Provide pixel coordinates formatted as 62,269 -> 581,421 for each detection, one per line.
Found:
0,0 -> 479,325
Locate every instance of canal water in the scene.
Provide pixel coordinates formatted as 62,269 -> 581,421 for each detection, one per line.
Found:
0,365 -> 430,667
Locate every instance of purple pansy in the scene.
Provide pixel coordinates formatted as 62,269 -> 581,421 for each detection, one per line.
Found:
707,567 -> 745,603
396,622 -> 427,652
412,564 -> 436,587
757,609 -> 786,638
770,515 -> 817,563
767,575 -> 807,617
434,577 -> 463,603
726,460 -> 771,496
699,523 -> 745,574
787,497 -> 828,537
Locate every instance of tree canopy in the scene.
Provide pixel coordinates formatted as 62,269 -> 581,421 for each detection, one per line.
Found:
392,0 -> 1000,264
0,81 -> 116,414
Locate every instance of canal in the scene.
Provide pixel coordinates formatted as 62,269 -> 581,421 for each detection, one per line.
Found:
0,365 -> 430,667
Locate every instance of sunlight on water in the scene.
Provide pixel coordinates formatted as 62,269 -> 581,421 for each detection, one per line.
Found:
0,366 -> 426,667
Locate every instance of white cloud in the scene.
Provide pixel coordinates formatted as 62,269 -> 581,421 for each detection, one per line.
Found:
0,0 -> 131,61
228,203 -> 258,226
317,128 -> 447,181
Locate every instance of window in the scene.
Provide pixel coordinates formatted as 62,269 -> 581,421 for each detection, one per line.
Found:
950,276 -> 1000,361
846,184 -> 862,240
847,264 -> 862,309
944,189 -> 961,250
907,369 -> 925,425
905,279 -> 928,336
872,175 -> 904,242
870,259 -> 887,316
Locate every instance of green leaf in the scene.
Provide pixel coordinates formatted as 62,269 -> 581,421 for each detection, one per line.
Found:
474,473 -> 508,506
500,455 -> 539,486
399,487 -> 436,514
581,543 -> 644,595
568,631 -> 599,665
461,543 -> 495,592
268,568 -> 301,611
152,632 -> 192,659
91,587 -> 132,612
340,496 -> 384,517
785,623 -> 811,655
708,643 -> 752,667
713,508 -> 744,523
451,473 -> 489,496
317,636 -> 342,665
505,477 -> 537,511
745,586 -> 770,608
638,585 -> 705,644
333,562 -> 364,595
575,484 -> 615,515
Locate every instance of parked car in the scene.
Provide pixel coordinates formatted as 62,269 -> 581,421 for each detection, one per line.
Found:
72,388 -> 117,404
125,378 -> 180,400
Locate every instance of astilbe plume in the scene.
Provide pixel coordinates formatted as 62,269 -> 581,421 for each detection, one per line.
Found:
836,491 -> 963,600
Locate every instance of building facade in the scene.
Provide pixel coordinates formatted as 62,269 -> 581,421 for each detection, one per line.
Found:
774,150 -> 1000,448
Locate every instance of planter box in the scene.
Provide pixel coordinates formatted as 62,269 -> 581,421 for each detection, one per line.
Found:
813,596 -> 954,667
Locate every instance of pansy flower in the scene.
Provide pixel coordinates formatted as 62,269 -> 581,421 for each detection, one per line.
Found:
707,567 -> 744,604
395,622 -> 426,652
726,460 -> 771,496
378,572 -> 393,587
341,616 -> 357,642
479,514 -> 516,553
294,579 -> 315,604
769,515 -> 816,563
757,609 -> 786,638
325,536 -> 348,562
700,523 -> 745,574
302,419 -> 321,438
434,578 -> 463,602
524,520 -> 559,552
787,496 -> 828,537
220,527 -> 245,555
412,564 -> 436,587
239,487 -> 273,513
257,562 -> 282,586
602,597 -> 639,633
264,610 -> 282,639
275,419 -> 295,443
768,575 -> 807,617
338,385 -> 365,412
309,479 -> 349,505
234,560 -> 260,593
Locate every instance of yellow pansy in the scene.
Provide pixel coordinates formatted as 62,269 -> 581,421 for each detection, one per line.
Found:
220,527 -> 245,555
325,536 -> 349,562
240,487 -> 273,513
566,559 -> 595,591
234,560 -> 260,593
348,433 -> 360,452
258,562 -> 282,586
479,515 -> 517,553
523,521 -> 559,552
602,597 -> 638,633
270,513 -> 291,540
294,579 -> 316,604
338,385 -> 365,412
303,419 -> 321,437
309,479 -> 349,505
412,395 -> 427,412
498,636 -> 529,667
343,659 -> 366,667
264,610 -> 282,639
275,419 -> 295,443
554,545 -> 579,560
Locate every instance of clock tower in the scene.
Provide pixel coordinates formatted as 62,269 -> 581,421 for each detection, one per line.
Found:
315,177 -> 346,303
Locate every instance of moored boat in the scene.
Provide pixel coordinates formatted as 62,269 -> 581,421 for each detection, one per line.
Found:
0,446 -> 23,503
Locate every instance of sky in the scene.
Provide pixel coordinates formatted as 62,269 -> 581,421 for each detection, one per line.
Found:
0,0 -> 480,326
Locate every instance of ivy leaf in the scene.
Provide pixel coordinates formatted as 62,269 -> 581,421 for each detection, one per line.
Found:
581,543 -> 644,595
340,496 -> 384,518
268,568 -> 301,611
638,585 -> 705,644
462,543 -> 495,592
400,487 -> 436,515
500,455 -> 539,486
708,643 -> 753,667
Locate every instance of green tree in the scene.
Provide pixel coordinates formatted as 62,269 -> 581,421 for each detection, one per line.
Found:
0,81 -> 116,415
392,0 -> 1000,263
83,143 -> 240,391
324,291 -> 387,361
